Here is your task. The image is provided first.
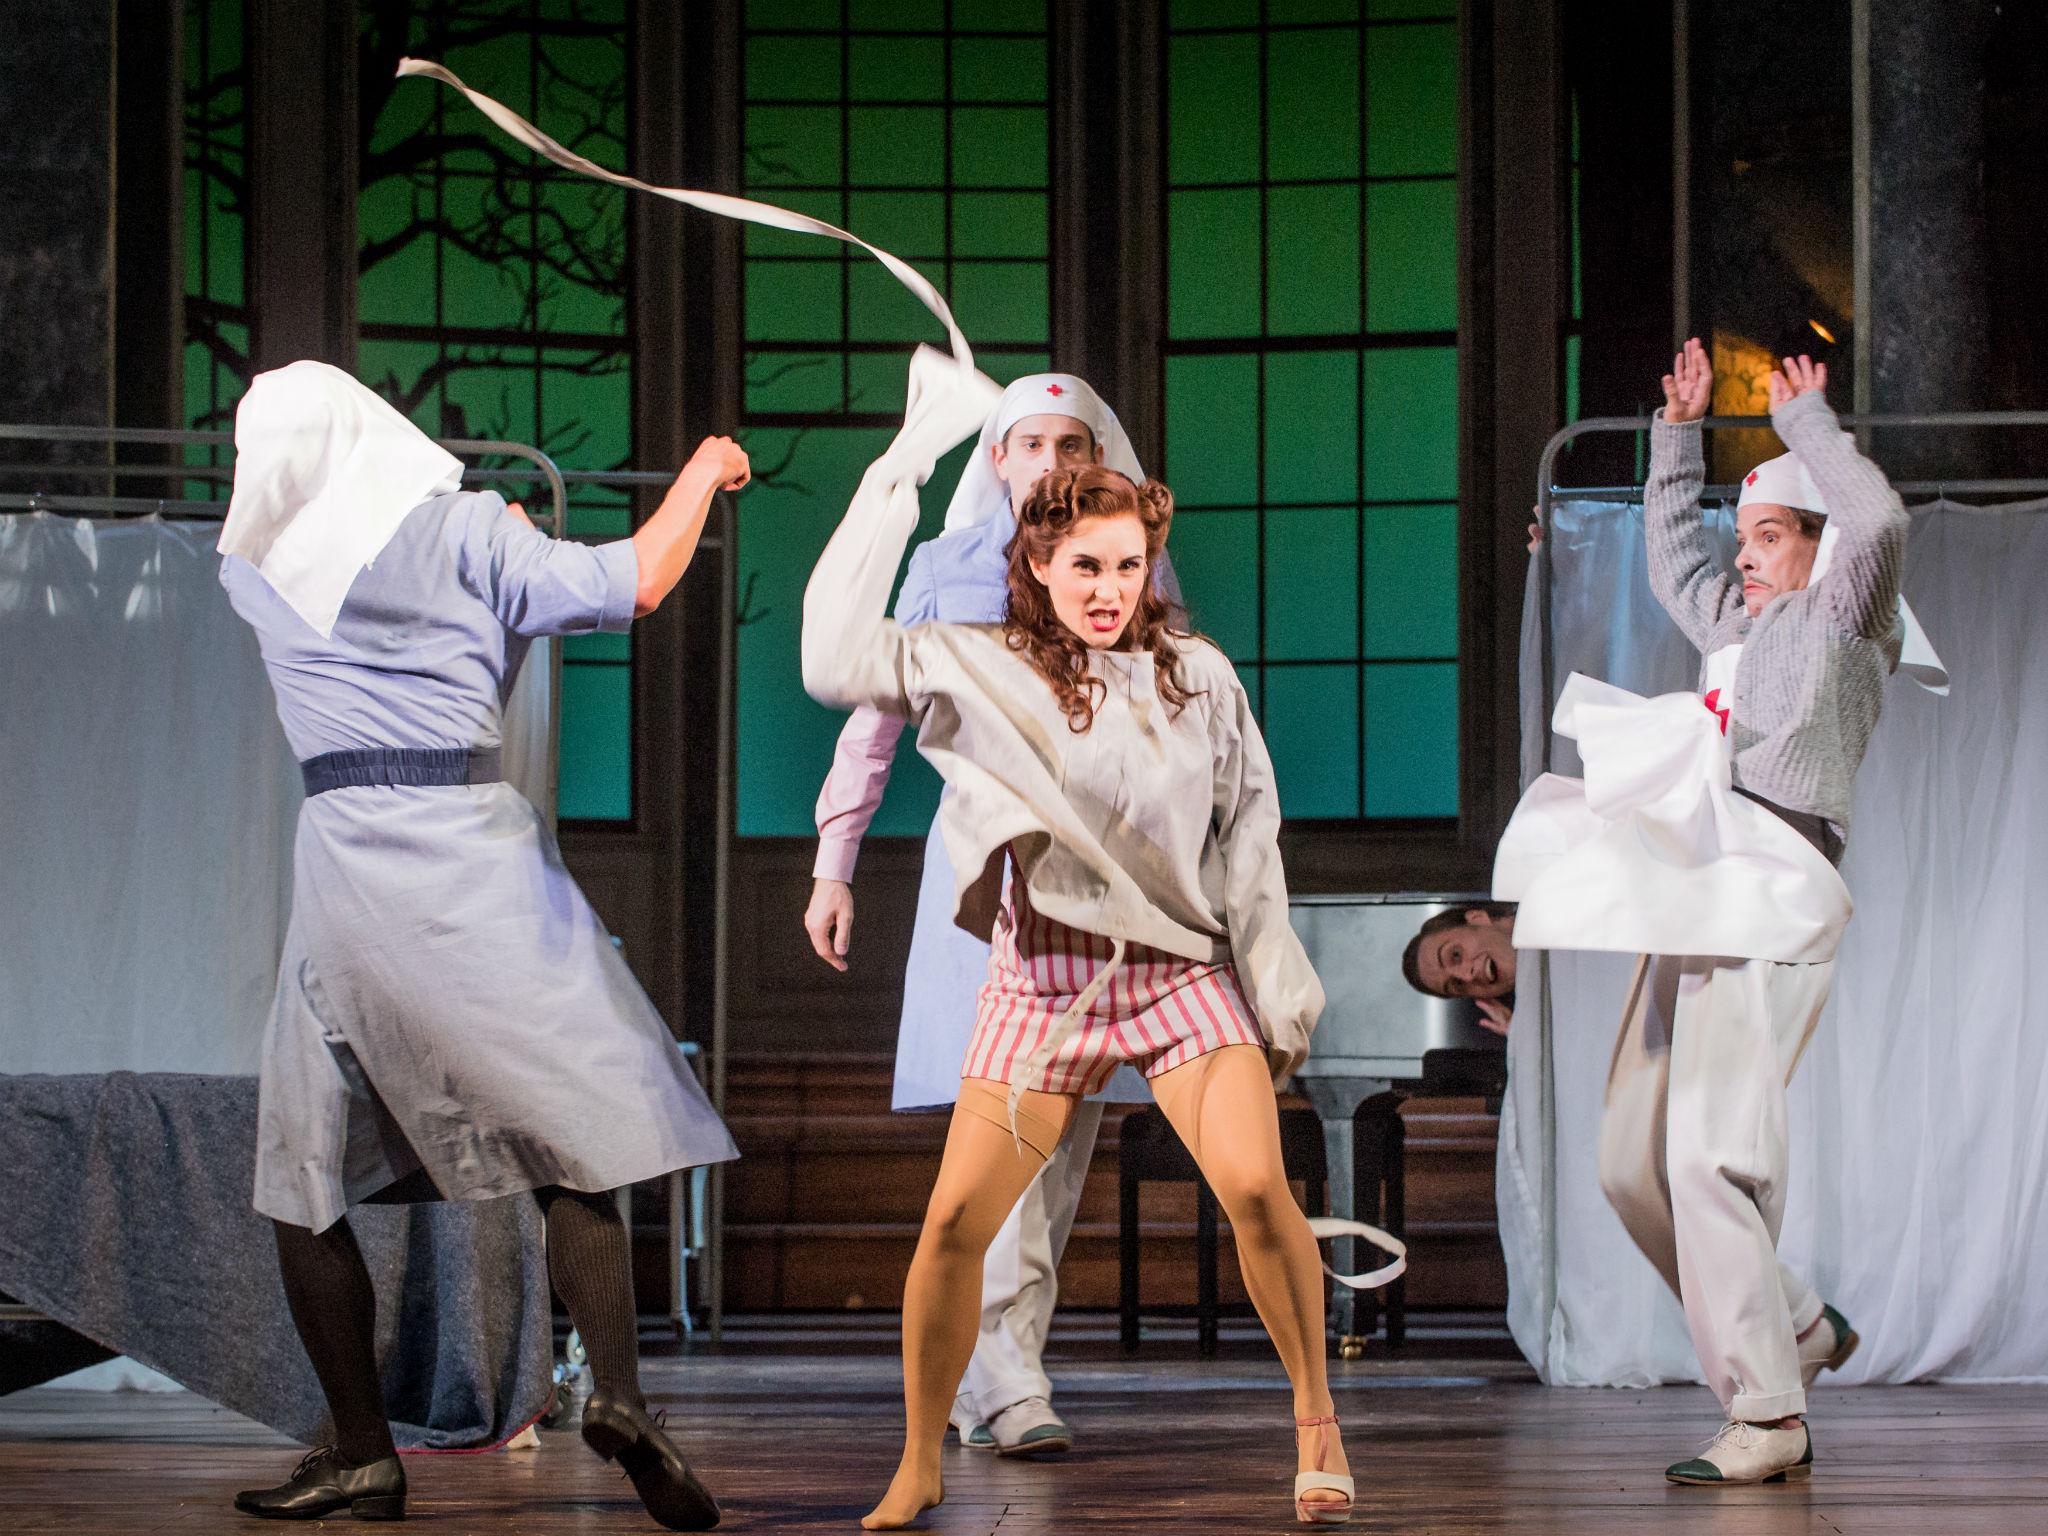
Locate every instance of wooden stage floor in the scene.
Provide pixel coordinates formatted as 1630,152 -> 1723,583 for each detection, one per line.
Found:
3,1316 -> 2043,1534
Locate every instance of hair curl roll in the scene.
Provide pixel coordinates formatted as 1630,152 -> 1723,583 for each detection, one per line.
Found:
1003,465 -> 1201,733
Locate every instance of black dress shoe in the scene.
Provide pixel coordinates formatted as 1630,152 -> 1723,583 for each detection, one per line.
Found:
234,1446 -> 406,1520
581,1390 -> 720,1531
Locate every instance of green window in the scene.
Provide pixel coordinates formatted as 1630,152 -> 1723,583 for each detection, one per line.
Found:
738,0 -> 1054,837
357,3 -> 634,822
1164,0 -> 1461,821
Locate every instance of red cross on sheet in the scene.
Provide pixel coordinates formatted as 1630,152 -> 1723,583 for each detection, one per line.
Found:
1045,383 -> 1064,396
1703,688 -> 1731,735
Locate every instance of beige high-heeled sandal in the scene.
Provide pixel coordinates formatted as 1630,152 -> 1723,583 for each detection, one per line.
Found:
1294,1413 -> 1354,1526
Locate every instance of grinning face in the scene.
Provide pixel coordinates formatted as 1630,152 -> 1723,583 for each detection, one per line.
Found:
1416,911 -> 1517,1000
992,414 -> 1101,508
1028,511 -> 1149,650
1734,502 -> 1822,617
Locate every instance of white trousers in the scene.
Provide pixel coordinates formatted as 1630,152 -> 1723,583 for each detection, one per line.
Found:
1598,953 -> 1834,1423
951,1099 -> 1105,1429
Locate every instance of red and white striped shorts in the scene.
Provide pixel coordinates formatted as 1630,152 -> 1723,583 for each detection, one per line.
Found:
962,878 -> 1264,1096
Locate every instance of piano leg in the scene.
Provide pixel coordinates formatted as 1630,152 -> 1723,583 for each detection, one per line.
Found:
1298,1076 -> 1396,1358
1383,1100 -> 1408,1348
1353,1091 -> 1408,1349
1315,1114 -> 1360,1352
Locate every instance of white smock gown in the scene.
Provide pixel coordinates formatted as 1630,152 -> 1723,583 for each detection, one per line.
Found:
225,491 -> 737,1233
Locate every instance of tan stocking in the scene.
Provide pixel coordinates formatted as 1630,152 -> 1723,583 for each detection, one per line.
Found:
862,1078 -> 1078,1530
1149,1044 -> 1348,1503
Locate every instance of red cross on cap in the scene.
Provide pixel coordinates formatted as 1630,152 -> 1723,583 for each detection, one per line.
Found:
1745,469 -> 1759,485
1045,383 -> 1064,396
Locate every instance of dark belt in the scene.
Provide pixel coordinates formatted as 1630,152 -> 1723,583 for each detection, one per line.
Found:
1735,787 -> 1845,867
300,747 -> 503,798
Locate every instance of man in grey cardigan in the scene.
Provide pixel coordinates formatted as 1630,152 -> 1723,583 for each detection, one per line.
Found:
1604,340 -> 1901,1487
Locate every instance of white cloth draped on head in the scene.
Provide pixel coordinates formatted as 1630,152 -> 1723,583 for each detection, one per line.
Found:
218,361 -> 463,639
1738,449 -> 1948,694
943,374 -> 1145,532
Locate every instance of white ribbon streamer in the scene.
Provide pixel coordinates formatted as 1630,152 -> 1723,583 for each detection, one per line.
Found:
396,58 -> 977,373
1307,1217 -> 1408,1290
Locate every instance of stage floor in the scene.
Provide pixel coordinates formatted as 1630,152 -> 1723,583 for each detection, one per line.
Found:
3,1316 -> 2042,1534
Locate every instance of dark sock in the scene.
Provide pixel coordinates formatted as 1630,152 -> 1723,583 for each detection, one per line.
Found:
271,1217 -> 397,1467
536,1185 -> 645,1410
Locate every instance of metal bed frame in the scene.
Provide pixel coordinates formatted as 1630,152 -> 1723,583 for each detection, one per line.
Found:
0,426 -> 738,1345
1519,407 -> 2048,1355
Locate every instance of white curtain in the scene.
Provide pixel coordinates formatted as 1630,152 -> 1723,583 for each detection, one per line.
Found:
0,512 -> 554,1077
1501,495 -> 2048,1387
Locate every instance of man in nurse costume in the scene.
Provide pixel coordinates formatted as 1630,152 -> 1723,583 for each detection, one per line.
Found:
802,373 -> 1177,1458
1496,340 -> 1943,1486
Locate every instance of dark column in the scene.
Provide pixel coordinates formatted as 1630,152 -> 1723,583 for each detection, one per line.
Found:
1482,0 -> 1567,840
1983,2 -> 2048,430
249,0 -> 357,369
1688,0 -> 1853,481
113,0 -> 187,435
1564,0 -> 1674,484
1099,0 -> 1167,467
1045,0 -> 1163,449
1865,0 -> 1998,477
0,2 -> 115,472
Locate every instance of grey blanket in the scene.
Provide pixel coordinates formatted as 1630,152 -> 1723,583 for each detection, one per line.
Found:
0,1072 -> 553,1448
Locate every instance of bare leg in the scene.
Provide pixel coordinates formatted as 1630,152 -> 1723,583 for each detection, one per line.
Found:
863,1082 -> 1079,1531
1150,1044 -> 1349,1509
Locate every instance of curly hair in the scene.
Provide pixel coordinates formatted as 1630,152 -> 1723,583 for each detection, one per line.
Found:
1003,465 -> 1202,733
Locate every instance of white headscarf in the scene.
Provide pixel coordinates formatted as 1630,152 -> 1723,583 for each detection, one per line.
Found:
219,361 -> 464,638
1737,449 -> 1948,694
942,373 -> 1144,532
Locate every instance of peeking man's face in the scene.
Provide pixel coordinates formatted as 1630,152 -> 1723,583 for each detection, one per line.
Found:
1415,910 -> 1517,1000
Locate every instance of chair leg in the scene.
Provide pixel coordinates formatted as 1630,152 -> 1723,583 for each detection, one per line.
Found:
1384,1107 -> 1408,1348
1352,1095 -> 1397,1343
668,1171 -> 690,1337
1120,1171 -> 1141,1354
1196,1182 -> 1219,1358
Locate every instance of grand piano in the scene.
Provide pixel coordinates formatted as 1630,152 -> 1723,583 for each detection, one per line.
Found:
1287,893 -> 1508,1351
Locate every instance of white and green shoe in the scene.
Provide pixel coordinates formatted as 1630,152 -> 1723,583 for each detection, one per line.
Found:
1799,1302 -> 1860,1388
953,1420 -> 996,1450
1666,1419 -> 1813,1486
989,1397 -> 1073,1458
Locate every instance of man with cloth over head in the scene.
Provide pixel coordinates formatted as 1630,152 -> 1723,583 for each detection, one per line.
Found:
219,360 -> 745,1531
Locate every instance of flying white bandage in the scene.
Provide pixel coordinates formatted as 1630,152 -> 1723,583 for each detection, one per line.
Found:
1307,1217 -> 1408,1290
395,57 -> 978,375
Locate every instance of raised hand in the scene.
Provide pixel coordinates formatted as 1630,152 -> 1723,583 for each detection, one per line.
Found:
1767,354 -> 1827,409
804,877 -> 855,971
1660,336 -> 1713,424
689,434 -> 752,492
1475,998 -> 1513,1038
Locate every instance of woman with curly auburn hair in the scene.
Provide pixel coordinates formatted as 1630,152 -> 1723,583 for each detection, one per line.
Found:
800,372 -> 1179,1462
803,364 -> 1351,1528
